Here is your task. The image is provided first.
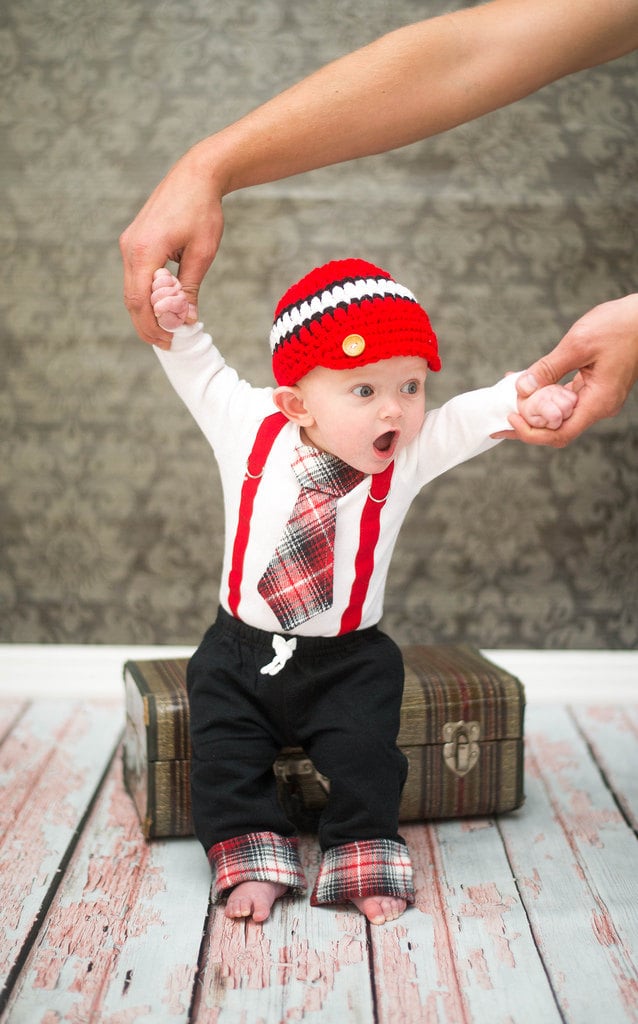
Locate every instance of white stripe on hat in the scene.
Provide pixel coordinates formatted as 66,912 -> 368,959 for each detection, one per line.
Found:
269,276 -> 418,351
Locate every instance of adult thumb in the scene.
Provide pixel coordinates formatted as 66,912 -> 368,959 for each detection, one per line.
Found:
516,346 -> 573,398
176,243 -> 219,322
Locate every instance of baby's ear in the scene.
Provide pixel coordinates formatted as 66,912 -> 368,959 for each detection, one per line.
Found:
273,386 -> 314,426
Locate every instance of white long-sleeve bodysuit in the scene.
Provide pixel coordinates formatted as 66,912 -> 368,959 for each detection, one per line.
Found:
155,321 -> 520,637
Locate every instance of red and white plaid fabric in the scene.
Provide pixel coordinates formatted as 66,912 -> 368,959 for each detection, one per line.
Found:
208,831 -> 307,902
258,445 -> 364,630
310,839 -> 415,906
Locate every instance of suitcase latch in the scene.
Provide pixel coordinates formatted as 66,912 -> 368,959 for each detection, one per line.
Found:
442,720 -> 480,777
273,753 -> 330,794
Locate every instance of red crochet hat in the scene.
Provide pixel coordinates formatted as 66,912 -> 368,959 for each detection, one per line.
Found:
270,258 -> 441,385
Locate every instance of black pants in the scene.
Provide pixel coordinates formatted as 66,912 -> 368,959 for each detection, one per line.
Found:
186,607 -> 408,855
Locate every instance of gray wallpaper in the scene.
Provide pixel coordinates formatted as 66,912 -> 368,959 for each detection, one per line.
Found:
1,0 -> 636,648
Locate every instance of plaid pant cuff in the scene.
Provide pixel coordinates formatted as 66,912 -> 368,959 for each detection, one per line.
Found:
310,839 -> 415,907
208,832 -> 308,902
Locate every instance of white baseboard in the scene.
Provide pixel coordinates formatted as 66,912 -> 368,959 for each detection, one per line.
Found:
0,645 -> 635,703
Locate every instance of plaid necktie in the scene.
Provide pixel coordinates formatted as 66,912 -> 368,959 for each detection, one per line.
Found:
258,445 -> 365,630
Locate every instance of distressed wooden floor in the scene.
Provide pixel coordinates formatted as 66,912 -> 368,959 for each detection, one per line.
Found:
1,698 -> 637,1024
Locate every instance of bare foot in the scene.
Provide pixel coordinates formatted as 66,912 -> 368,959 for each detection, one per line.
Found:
225,880 -> 288,923
351,894 -> 407,925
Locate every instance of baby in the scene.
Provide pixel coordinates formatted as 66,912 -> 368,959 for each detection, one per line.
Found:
149,258 -> 575,925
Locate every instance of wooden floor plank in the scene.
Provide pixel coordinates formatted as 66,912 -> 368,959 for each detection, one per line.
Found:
0,702 -> 27,746
2,749 -> 211,1024
570,705 -> 638,832
0,700 -> 123,1009
2,696 -> 636,1024
499,705 -> 638,1024
192,834 -> 376,1023
370,818 -> 562,1024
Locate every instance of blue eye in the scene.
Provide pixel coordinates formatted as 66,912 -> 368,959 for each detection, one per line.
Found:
401,380 -> 420,395
353,384 -> 374,398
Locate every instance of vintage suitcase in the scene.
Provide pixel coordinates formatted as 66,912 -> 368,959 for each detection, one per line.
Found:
122,645 -> 525,839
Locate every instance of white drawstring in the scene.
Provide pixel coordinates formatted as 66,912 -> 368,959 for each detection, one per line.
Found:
260,634 -> 298,676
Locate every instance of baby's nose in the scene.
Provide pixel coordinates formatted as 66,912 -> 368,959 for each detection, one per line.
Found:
381,397 -> 402,419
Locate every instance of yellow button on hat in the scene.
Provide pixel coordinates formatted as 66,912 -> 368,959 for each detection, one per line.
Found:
342,334 -> 366,357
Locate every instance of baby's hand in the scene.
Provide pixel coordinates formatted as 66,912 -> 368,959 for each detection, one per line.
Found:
516,382 -> 578,430
151,268 -> 196,331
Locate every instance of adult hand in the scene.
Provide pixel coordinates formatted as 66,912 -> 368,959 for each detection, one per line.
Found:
120,142 -> 225,348
494,294 -> 638,446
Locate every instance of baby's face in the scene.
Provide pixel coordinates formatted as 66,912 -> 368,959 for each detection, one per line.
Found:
295,356 -> 428,475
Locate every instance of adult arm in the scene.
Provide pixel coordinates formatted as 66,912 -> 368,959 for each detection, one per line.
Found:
120,0 -> 638,347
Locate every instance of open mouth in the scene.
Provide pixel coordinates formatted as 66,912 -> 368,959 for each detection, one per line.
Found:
373,430 -> 397,455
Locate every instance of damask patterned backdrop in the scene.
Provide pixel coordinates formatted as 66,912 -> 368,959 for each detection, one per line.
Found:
1,0 -> 636,648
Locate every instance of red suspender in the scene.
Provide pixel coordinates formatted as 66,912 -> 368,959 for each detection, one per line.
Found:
227,412 -> 287,616
339,461 -> 394,634
227,411 -> 394,631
